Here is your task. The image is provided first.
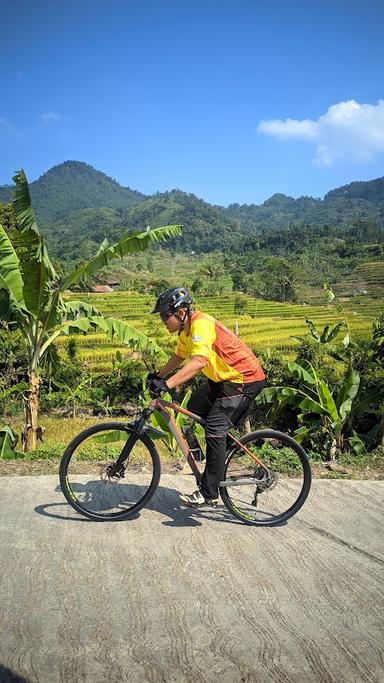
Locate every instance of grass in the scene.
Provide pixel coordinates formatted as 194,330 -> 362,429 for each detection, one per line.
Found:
1,412 -> 383,481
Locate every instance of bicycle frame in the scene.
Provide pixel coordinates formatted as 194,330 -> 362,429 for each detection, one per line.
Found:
148,397 -> 269,485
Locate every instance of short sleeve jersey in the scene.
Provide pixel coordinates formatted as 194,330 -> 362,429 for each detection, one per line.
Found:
175,311 -> 265,384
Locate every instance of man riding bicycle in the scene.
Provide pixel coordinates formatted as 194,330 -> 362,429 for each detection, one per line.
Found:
146,287 -> 266,508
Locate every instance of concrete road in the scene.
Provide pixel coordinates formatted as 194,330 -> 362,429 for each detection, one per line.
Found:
0,475 -> 383,683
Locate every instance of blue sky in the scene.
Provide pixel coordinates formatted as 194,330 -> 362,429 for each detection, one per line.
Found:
1,0 -> 383,205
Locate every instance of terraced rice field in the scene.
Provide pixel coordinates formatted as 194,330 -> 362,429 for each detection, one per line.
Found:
333,260 -> 384,297
59,291 -> 383,372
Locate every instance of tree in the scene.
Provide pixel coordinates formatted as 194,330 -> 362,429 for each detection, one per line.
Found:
0,170 -> 182,450
234,295 -> 248,316
262,257 -> 297,302
198,256 -> 232,295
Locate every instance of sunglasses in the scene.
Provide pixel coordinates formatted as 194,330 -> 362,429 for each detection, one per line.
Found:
160,311 -> 173,322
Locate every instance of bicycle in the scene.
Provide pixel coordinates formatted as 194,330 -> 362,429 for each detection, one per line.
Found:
59,396 -> 312,526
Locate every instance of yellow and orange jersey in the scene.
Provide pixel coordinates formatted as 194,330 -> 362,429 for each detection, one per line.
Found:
175,311 -> 265,384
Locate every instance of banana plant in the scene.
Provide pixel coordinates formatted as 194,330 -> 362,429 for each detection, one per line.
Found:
0,169 -> 182,450
255,359 -> 383,459
292,317 -> 345,345
47,378 -> 93,419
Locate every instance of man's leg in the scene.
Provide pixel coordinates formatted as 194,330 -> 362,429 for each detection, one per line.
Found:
200,383 -> 244,500
186,380 -> 217,419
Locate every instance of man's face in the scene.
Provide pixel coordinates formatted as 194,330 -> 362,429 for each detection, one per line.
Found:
160,309 -> 185,333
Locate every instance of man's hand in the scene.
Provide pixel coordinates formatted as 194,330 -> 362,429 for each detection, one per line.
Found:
147,376 -> 169,398
145,371 -> 159,388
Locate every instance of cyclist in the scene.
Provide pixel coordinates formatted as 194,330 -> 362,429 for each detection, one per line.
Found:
146,286 -> 266,508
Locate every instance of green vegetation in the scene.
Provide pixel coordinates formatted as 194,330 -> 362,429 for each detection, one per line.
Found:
0,161 -> 384,473
0,161 -> 144,223
0,169 -> 181,450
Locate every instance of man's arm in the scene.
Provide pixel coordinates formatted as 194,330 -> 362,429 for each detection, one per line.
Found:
165,355 -> 208,390
158,354 -> 184,379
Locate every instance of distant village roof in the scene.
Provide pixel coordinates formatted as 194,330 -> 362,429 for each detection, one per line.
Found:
91,285 -> 114,293
106,279 -> 120,286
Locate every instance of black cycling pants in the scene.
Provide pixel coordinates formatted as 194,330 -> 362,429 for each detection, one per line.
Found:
187,378 -> 266,499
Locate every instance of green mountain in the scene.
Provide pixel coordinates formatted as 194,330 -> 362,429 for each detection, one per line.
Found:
1,162 -> 383,264
0,161 -> 145,223
226,177 -> 384,232
325,176 -> 384,202
40,189 -> 242,261
121,190 -> 242,253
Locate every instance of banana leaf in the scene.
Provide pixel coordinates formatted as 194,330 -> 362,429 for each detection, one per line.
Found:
293,425 -> 315,443
0,224 -> 27,312
92,430 -> 129,443
348,431 -> 366,456
60,224 -> 182,291
287,360 -> 318,385
39,314 -> 166,359
324,283 -> 335,302
349,387 -> 384,417
64,299 -> 104,320
305,318 -> 320,341
151,389 -> 192,452
12,170 -> 57,316
336,368 -> 360,419
0,426 -> 23,459
321,322 -> 344,343
317,380 -> 339,422
254,387 -> 283,404
298,396 -> 327,415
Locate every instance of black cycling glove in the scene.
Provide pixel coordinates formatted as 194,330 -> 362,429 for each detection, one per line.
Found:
147,376 -> 169,398
145,371 -> 159,387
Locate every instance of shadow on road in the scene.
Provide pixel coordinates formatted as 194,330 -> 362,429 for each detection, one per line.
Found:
34,481 -> 287,528
0,664 -> 31,683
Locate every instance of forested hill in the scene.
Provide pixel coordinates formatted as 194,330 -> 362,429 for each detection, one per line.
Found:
226,177 -> 384,231
325,177 -> 384,202
0,161 -> 383,260
35,189 -> 242,260
0,161 -> 145,223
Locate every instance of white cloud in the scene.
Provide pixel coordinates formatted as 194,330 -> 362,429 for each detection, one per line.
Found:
39,111 -> 62,126
257,99 -> 384,166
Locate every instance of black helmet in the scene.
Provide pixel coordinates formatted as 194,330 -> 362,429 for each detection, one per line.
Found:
150,286 -> 193,315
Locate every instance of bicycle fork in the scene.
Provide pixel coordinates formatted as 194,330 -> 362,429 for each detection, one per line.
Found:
106,408 -> 154,479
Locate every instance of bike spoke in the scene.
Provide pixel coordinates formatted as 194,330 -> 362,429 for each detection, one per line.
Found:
61,424 -> 160,519
221,432 -> 311,525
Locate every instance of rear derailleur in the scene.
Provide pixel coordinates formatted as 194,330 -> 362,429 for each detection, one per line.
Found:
251,466 -> 277,507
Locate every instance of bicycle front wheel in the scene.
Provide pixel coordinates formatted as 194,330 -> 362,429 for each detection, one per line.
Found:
59,422 -> 161,521
220,429 -> 311,526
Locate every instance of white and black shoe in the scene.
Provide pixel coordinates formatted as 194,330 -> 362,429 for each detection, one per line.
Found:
179,490 -> 219,508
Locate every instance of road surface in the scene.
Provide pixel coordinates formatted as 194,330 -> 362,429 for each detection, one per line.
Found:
0,475 -> 383,683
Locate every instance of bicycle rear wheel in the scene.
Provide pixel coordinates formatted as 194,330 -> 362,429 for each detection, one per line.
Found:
220,429 -> 311,526
59,422 -> 161,521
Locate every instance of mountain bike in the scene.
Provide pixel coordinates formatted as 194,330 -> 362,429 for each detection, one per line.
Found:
59,397 -> 312,526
